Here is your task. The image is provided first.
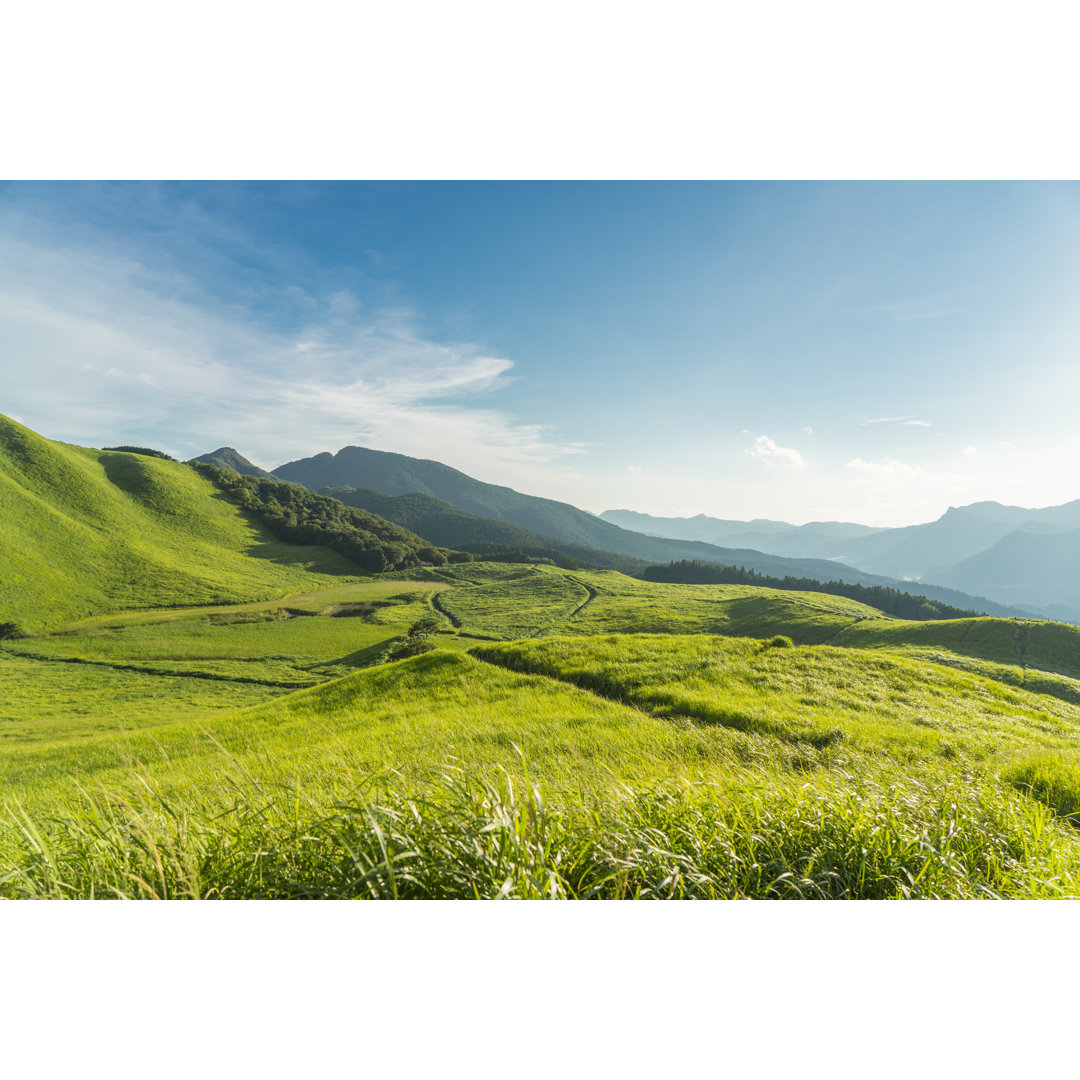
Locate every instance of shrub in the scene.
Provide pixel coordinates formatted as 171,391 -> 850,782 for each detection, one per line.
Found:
762,635 -> 794,650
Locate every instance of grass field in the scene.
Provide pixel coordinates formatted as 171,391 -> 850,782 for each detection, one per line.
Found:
3,640 -> 1080,898
6,487 -> 1080,900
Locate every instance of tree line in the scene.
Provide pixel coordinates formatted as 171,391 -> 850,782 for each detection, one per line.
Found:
637,561 -> 981,621
190,464 -> 467,573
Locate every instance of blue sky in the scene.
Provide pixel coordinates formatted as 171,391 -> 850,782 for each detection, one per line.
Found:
3,180 -> 1079,526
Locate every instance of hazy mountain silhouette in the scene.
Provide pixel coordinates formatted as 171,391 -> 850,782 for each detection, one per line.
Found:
603,500 -> 1080,621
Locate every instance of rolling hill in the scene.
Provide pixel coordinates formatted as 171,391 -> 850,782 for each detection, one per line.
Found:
0,415 -> 421,630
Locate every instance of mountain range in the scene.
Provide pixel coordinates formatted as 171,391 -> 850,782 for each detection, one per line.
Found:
602,502 -> 1080,622
190,444 -> 1034,619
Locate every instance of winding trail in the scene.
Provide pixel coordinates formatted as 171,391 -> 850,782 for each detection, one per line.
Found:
430,589 -> 463,629
564,577 -> 599,623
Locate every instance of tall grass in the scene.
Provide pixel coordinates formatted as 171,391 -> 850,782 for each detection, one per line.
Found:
2,757 -> 1076,899
1003,754 -> 1080,822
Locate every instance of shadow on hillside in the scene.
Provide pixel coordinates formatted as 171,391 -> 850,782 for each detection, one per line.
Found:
715,596 -> 852,646
322,640 -> 396,670
201,491 -> 358,576
101,453 -> 154,497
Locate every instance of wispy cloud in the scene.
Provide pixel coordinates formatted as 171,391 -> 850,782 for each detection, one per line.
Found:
749,435 -> 807,469
0,224 -> 583,476
861,415 -> 932,427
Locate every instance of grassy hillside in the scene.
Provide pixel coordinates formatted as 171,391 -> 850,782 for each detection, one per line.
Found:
0,580 -> 452,782
419,563 -> 1080,705
3,636 -> 1080,898
0,415 -> 361,630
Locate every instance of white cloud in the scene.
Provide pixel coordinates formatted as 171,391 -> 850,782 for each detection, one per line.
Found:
903,419 -> 932,427
627,464 -> 643,474
749,435 -> 807,469
803,426 -> 814,435
0,226 -> 583,477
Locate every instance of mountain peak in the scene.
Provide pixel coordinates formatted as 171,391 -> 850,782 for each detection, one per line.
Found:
187,447 -> 274,479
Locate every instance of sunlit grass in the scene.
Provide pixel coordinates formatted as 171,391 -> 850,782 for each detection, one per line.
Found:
2,752 -> 1076,899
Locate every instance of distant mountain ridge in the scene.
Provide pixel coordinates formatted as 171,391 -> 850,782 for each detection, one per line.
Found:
247,443 -> 1028,618
270,445 -> 906,586
601,508 -> 882,556
601,501 -> 1080,622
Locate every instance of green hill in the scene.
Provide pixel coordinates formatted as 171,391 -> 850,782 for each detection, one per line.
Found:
0,415 -> 364,630
415,562 -> 1080,706
7,417 -> 1080,898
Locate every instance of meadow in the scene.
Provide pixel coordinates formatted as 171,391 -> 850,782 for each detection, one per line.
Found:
4,560 -> 1080,898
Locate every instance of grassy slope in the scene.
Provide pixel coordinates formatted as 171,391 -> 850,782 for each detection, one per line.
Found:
11,560 -> 1079,784
428,563 -> 1080,703
472,635 -> 1080,765
5,508 -> 1080,897
0,415 -> 360,629
4,641 -> 1080,898
0,581 -> 451,755
7,634 -> 1080,802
